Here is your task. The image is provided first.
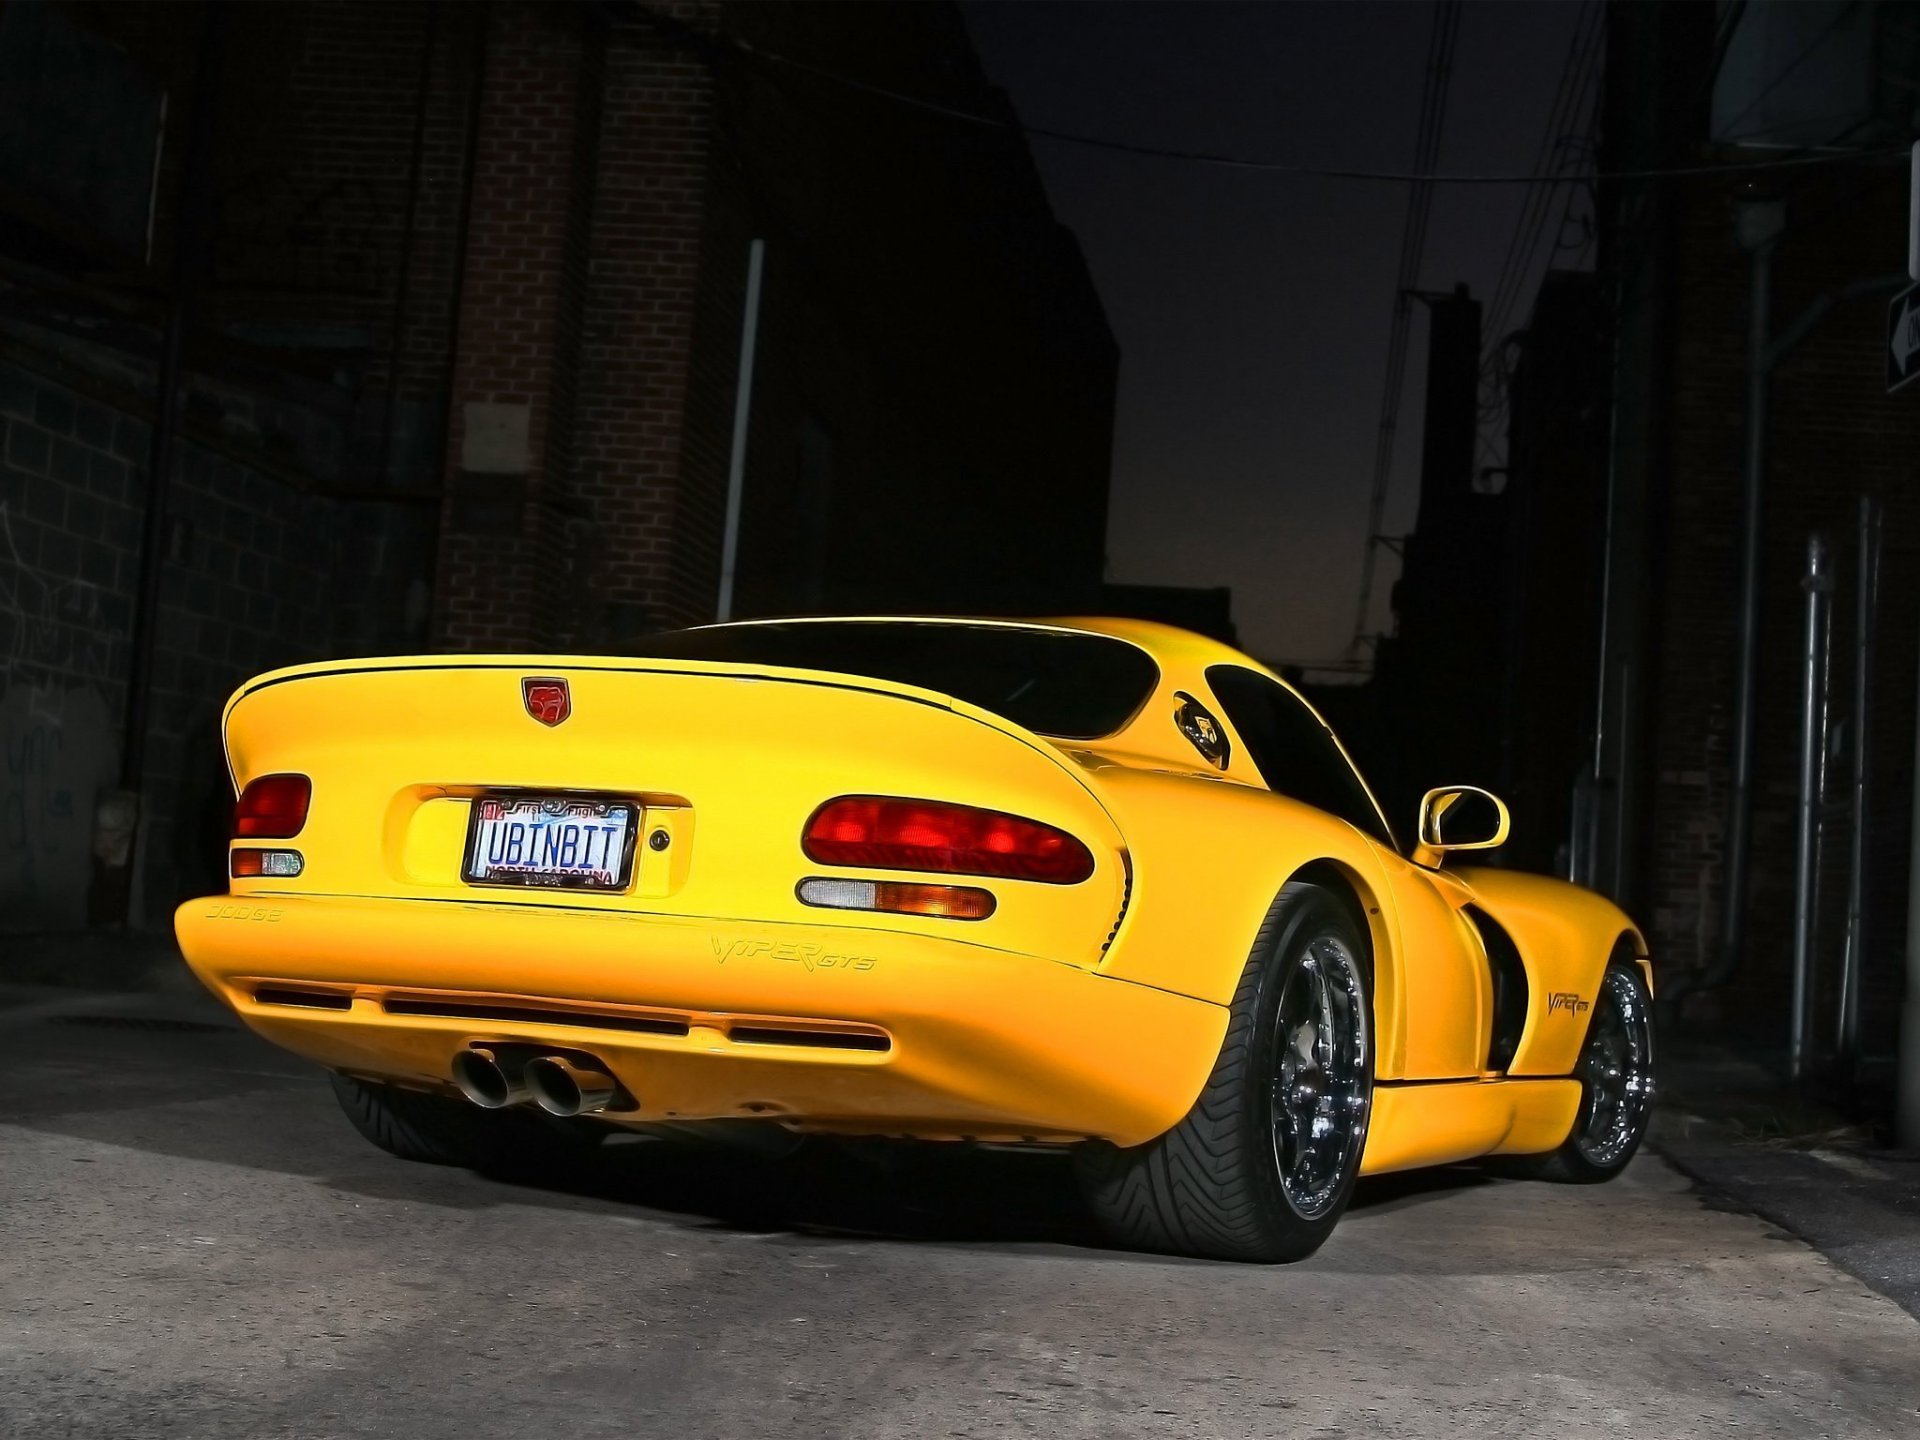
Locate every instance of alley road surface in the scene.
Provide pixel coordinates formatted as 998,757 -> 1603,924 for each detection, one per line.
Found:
3,980 -> 1916,1440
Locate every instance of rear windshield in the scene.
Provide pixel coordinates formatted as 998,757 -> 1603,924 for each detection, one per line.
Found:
630,621 -> 1159,740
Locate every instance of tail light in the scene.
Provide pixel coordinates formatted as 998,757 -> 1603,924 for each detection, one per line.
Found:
803,797 -> 1095,884
234,774 -> 311,839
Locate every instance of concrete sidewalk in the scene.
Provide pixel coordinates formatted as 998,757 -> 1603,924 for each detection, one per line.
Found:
1651,1039 -> 1920,1320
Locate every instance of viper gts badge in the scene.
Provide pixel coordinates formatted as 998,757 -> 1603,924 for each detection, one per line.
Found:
709,936 -> 878,972
1548,992 -> 1591,1016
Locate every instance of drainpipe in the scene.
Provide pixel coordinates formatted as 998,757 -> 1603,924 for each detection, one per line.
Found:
715,237 -> 765,622
1789,533 -> 1831,1081
1903,648 -> 1920,1144
1704,189 -> 1782,1002
105,2 -> 229,926
1836,495 -> 1878,1069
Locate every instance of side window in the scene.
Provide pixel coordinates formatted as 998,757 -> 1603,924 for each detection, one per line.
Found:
1205,665 -> 1394,847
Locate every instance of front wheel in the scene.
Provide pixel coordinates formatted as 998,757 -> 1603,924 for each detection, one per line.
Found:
1515,954 -> 1656,1183
1076,882 -> 1373,1262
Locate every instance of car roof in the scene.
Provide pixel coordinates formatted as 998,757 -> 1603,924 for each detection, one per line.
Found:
680,614 -> 1394,840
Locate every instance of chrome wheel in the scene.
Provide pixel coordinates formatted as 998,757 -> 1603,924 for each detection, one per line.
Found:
1572,965 -> 1655,1168
1269,933 -> 1371,1219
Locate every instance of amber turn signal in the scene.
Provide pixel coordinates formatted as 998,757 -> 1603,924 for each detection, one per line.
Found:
797,877 -> 995,920
231,848 -> 304,878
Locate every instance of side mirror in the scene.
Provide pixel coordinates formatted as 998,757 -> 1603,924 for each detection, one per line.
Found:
1414,785 -> 1510,867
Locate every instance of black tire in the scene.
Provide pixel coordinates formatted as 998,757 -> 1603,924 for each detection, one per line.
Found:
1513,953 -> 1655,1183
328,1072 -> 604,1173
1075,882 -> 1373,1262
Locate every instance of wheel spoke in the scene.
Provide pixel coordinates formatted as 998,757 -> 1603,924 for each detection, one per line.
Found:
1269,930 -> 1369,1220
1572,967 -> 1655,1168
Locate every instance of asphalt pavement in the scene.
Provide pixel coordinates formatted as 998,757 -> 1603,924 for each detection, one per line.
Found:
2,971 -> 1917,1440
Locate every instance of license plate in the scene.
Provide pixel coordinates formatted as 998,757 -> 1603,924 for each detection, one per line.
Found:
463,794 -> 637,891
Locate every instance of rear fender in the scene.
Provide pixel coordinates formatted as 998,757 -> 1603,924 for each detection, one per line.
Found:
1085,767 -> 1409,1080
1450,867 -> 1647,1077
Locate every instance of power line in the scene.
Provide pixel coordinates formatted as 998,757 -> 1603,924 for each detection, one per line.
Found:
1349,1 -> 1463,653
1715,0 -> 1859,142
714,26 -> 1904,185
1487,52 -> 1603,348
1470,2 -> 1608,483
1480,2 -> 1607,359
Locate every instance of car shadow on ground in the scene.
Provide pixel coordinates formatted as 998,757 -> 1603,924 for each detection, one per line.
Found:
444,1129 -> 1497,1256
3,1007 -> 1497,1259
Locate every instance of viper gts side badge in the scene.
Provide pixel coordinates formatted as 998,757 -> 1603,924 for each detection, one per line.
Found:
1173,691 -> 1230,770
522,677 -> 571,726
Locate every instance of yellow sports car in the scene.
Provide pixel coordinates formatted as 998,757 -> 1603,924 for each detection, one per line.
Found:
175,616 -> 1655,1262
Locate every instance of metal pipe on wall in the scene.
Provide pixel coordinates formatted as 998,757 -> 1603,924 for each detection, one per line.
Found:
1838,495 -> 1879,1065
716,238 -> 766,623
111,3 -> 229,924
1791,532 -> 1831,1081
1902,614 -> 1920,1141
1718,219 -> 1778,999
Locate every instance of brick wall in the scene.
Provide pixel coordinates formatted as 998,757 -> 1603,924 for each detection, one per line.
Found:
1,366 -> 141,928
580,4 -> 722,637
2,0 -> 1118,933
0,356 -> 342,927
1648,160 -> 1920,1045
434,2 -> 608,651
431,0 -> 1117,649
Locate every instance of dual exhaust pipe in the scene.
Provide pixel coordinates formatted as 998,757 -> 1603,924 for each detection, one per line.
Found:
452,1046 -> 620,1117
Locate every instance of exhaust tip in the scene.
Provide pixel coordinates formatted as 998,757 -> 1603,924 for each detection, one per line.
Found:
452,1047 -> 529,1109
525,1055 -> 619,1117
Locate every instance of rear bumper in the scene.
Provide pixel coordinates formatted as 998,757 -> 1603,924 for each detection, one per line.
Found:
175,893 -> 1225,1147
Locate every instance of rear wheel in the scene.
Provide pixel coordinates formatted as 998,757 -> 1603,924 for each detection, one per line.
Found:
328,1072 -> 604,1173
1515,955 -> 1655,1183
1076,882 -> 1373,1262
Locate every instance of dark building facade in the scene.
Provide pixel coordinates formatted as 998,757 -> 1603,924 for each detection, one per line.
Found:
1310,2 -> 1920,1082
1329,286 -> 1508,843
1590,0 -> 1920,1062
0,0 -> 1117,931
1495,270 -> 1611,879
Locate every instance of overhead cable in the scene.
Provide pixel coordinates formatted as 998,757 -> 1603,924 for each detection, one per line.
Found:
714,26 -> 1905,185
1348,1 -> 1462,652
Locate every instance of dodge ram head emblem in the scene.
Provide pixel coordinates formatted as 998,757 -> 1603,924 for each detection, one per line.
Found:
522,677 -> 571,726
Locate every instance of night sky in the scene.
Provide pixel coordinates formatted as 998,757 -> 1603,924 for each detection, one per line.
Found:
961,1 -> 1593,667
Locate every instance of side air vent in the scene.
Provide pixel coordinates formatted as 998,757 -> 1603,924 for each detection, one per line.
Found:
1464,906 -> 1529,1072
1100,857 -> 1134,957
253,985 -> 352,1011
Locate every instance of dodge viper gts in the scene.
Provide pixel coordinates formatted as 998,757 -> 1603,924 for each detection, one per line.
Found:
175,616 -> 1655,1261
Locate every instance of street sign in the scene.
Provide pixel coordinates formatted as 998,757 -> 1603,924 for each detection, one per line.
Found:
1889,283 -> 1920,394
